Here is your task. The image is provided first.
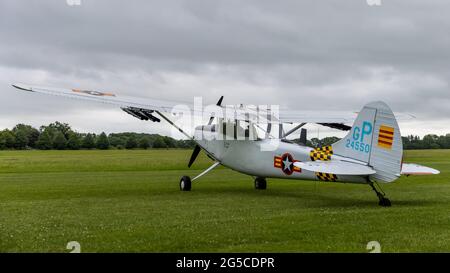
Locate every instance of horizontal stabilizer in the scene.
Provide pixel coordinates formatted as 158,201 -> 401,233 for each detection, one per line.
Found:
293,160 -> 376,175
401,163 -> 440,175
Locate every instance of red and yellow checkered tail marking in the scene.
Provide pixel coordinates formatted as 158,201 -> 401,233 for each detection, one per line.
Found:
378,125 -> 394,149
309,146 -> 333,161
315,172 -> 338,182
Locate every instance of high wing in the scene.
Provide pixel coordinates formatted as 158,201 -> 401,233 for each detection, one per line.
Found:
401,163 -> 440,175
12,83 -> 198,115
279,109 -> 415,130
278,110 -> 355,125
12,83 -> 353,123
293,160 -> 376,175
11,83 -> 412,130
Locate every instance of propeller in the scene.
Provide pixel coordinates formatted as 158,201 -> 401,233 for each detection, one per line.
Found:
188,96 -> 223,168
188,145 -> 202,168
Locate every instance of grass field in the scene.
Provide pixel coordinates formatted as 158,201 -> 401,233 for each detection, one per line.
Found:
0,149 -> 449,252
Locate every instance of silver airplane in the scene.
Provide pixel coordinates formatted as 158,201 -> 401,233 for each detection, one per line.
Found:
12,83 -> 439,206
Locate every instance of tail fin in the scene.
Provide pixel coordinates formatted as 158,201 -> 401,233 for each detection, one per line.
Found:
332,101 -> 403,182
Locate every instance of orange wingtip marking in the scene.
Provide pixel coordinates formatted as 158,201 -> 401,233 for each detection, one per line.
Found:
72,89 -> 116,97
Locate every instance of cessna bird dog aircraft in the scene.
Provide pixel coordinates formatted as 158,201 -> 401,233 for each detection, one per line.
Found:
12,83 -> 439,206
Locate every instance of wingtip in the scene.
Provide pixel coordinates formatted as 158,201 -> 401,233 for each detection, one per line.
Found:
12,83 -> 33,92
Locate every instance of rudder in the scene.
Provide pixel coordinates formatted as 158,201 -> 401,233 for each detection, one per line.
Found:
332,101 -> 403,182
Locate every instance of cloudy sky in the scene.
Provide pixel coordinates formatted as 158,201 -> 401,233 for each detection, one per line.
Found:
1,0 -> 449,139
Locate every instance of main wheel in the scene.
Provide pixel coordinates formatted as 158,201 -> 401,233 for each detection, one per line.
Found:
254,177 -> 267,190
180,176 -> 192,191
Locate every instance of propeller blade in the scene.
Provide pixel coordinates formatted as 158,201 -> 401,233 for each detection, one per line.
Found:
208,96 -> 224,125
208,116 -> 215,125
216,96 -> 224,106
188,145 -> 201,168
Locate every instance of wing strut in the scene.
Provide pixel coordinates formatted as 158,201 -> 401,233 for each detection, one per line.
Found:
155,110 -> 192,139
282,123 -> 306,138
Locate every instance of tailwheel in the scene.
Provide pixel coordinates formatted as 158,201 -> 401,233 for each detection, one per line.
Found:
254,177 -> 267,190
180,176 -> 192,191
379,197 -> 391,207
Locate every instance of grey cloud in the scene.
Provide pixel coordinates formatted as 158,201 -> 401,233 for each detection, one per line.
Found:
0,0 -> 449,137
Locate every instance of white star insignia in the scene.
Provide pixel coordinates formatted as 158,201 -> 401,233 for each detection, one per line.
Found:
283,157 -> 292,171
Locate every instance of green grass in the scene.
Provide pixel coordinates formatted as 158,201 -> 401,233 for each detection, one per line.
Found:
0,149 -> 449,252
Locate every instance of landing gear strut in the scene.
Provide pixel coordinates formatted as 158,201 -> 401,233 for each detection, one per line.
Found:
254,177 -> 267,190
369,181 -> 391,207
179,162 -> 221,192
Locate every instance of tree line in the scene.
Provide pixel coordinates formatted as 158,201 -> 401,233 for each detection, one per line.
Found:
0,122 -> 449,150
0,122 -> 196,150
402,134 -> 450,149
298,135 -> 450,150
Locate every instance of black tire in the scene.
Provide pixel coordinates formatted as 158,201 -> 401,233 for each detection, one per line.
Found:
180,176 -> 192,191
379,197 -> 391,207
254,177 -> 267,190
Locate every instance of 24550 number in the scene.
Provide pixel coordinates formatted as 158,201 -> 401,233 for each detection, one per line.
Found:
346,139 -> 370,153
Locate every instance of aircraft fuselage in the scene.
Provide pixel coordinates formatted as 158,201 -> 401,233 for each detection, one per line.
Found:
196,137 -> 366,184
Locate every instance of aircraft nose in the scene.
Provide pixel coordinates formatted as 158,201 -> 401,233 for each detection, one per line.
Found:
11,83 -> 33,92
